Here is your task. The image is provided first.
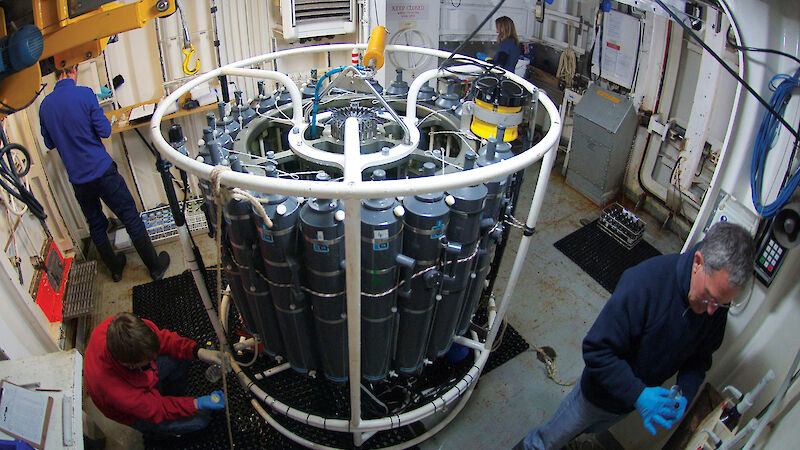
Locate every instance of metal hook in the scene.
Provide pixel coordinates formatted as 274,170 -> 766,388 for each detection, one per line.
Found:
182,44 -> 199,75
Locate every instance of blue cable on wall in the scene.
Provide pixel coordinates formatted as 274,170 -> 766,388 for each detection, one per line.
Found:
750,68 -> 800,218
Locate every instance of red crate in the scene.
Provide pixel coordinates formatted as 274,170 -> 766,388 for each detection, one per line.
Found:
34,242 -> 72,323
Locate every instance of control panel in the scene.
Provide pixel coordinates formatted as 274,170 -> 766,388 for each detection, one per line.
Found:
754,231 -> 787,286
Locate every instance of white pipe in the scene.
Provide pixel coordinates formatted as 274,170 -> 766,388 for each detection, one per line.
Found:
343,117 -> 363,432
487,140 -> 558,347
453,336 -> 484,351
682,0 -> 747,251
220,285 -> 231,330
742,349 -> 800,450
233,338 -> 257,352
251,400 -> 341,450
719,418 -> 758,450
254,363 -> 292,380
379,381 -> 477,449
228,347 -> 489,433
639,22 -> 683,206
488,295 -> 497,329
150,46 -> 561,200
177,225 -> 228,350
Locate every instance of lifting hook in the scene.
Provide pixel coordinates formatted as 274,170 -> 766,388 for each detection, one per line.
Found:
182,44 -> 199,75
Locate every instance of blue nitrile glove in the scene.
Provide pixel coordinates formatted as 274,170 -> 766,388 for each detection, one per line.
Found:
634,387 -> 673,435
96,86 -> 112,100
476,52 -> 489,61
661,395 -> 688,428
197,390 -> 225,410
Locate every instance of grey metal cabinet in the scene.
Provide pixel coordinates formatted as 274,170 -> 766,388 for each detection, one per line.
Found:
565,84 -> 637,206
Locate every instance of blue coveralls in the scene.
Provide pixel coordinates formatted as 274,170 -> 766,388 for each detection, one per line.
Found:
39,78 -> 146,245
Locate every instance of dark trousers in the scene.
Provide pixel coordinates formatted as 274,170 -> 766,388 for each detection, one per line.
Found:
131,356 -> 211,437
72,162 -> 146,245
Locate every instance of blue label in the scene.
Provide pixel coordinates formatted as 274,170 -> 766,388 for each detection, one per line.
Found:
314,244 -> 329,253
260,225 -> 274,242
374,242 -> 389,251
431,219 -> 444,239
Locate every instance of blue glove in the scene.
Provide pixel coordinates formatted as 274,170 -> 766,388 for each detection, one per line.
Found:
635,387 -> 674,435
661,395 -> 688,427
96,86 -> 112,100
476,52 -> 489,61
197,390 -> 225,410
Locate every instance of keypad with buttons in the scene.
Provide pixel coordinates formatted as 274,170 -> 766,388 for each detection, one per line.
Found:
755,233 -> 787,286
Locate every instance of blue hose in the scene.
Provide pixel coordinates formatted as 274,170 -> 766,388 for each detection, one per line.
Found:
310,65 -> 368,138
750,67 -> 800,218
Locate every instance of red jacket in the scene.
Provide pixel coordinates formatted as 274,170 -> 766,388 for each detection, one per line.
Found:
84,316 -> 199,425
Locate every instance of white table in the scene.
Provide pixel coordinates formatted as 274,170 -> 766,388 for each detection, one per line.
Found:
0,350 -> 83,449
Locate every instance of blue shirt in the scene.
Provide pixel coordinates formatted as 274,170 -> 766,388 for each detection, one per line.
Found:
494,38 -> 521,71
39,78 -> 113,184
580,246 -> 727,414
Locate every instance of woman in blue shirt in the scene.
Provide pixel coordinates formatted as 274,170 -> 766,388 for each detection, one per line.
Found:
492,16 -> 521,71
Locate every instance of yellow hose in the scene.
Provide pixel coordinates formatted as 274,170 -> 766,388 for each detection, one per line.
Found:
363,26 -> 387,69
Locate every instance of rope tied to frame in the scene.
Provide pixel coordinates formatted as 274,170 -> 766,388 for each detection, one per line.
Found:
209,164 -> 275,229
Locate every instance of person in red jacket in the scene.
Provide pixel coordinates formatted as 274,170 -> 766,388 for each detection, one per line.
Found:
84,312 -> 226,437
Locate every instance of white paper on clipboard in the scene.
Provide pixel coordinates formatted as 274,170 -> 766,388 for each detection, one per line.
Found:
0,381 -> 52,448
591,10 -> 641,89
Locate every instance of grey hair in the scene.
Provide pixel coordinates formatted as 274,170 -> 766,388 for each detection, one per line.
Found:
698,221 -> 756,288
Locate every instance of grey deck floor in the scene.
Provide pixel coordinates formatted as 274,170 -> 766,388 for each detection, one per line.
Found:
84,156 -> 683,449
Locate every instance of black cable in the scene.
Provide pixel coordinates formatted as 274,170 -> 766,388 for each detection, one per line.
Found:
781,117 -> 800,192
726,29 -> 800,66
0,129 -> 47,221
0,83 -> 46,116
598,9 -> 604,82
438,0 -> 507,70
636,21 -> 671,210
651,0 -> 800,142
631,19 -> 644,89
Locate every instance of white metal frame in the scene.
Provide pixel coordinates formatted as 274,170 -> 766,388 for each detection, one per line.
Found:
150,44 -> 561,448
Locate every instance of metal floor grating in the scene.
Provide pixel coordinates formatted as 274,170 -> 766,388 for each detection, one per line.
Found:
132,269 -> 529,449
62,260 -> 97,320
553,219 -> 662,293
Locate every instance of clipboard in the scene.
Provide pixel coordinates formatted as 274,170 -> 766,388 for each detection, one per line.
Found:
0,381 -> 54,449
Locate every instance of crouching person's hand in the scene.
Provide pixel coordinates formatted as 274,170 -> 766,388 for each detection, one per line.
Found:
196,390 -> 225,410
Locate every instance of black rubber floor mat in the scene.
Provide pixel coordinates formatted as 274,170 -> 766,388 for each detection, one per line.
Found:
132,270 -> 529,449
553,219 -> 662,293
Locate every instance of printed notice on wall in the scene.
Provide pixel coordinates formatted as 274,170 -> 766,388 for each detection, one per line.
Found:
388,0 -> 429,20
591,10 -> 640,90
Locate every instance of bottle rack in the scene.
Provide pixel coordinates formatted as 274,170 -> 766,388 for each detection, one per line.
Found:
142,198 -> 207,244
598,202 -> 645,249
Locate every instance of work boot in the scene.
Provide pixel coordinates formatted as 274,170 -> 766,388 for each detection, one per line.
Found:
132,232 -> 170,280
96,239 -> 126,282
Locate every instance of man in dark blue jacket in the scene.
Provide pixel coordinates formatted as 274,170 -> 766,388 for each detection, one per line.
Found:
39,65 -> 170,282
515,221 -> 755,449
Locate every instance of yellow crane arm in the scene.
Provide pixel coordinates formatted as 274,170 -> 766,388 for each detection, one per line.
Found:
0,1 -> 177,119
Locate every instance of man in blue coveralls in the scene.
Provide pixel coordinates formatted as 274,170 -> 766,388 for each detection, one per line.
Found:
515,221 -> 755,449
39,65 -> 170,282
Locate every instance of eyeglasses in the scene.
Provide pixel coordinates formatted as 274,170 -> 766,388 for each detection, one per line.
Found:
702,299 -> 730,309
